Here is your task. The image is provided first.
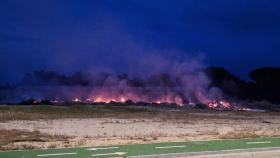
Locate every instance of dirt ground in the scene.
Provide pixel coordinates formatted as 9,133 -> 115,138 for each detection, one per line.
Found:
0,105 -> 280,150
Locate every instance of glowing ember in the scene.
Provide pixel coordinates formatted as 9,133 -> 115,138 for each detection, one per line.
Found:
94,97 -> 110,103
95,97 -> 102,102
120,97 -> 126,102
72,98 -> 81,102
208,100 -> 232,109
206,100 -> 251,111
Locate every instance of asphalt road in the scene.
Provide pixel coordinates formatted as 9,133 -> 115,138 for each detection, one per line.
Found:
1,137 -> 280,158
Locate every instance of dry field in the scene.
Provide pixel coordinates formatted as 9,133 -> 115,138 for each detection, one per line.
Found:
0,105 -> 280,151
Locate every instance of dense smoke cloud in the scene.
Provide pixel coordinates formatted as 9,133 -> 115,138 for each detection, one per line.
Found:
0,7 -> 252,108
0,9 -> 219,104
2,66 -> 280,111
0,10 -> 223,105
0,52 -> 225,105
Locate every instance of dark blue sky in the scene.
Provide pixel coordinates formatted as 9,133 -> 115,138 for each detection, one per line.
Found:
1,0 -> 280,83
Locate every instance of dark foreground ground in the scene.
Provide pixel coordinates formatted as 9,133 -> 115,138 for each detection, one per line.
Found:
0,105 -> 280,151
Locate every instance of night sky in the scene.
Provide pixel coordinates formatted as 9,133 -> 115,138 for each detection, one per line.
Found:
1,0 -> 280,83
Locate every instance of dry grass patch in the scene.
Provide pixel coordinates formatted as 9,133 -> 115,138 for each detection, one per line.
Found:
0,105 -> 159,121
1,105 -> 278,122
219,131 -> 260,139
0,129 -> 69,150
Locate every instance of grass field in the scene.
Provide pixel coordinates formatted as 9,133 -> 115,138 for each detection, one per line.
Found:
1,105 -> 279,121
1,137 -> 280,158
1,105 -> 280,153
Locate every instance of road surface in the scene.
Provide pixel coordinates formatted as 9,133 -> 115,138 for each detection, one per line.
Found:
1,137 -> 280,158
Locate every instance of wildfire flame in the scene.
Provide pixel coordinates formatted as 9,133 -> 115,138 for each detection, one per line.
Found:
207,100 -> 251,111
69,95 -> 250,111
